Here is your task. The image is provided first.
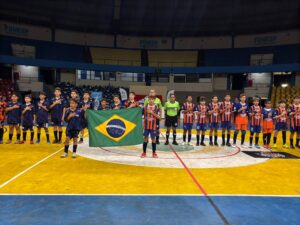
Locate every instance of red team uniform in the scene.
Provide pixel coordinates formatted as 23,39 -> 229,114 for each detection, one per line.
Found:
275,107 -> 288,131
289,104 -> 300,133
220,101 -> 234,129
195,105 -> 208,131
181,102 -> 195,130
143,104 -> 159,138
208,102 -> 220,129
250,105 -> 263,133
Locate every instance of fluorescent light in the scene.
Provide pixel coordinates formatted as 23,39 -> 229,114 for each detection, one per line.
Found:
281,83 -> 288,88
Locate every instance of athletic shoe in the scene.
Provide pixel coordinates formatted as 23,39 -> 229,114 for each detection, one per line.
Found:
240,144 -> 246,148
209,142 -> 213,146
156,140 -> 160,145
296,145 -> 300,149
290,145 -> 295,149
164,141 -> 169,145
30,140 -> 34,144
196,142 -> 200,146
272,144 -> 277,149
152,153 -> 158,158
140,152 -> 146,158
226,143 -> 232,147
221,143 -> 225,147
200,142 -> 206,146
181,142 -> 187,146
0,140 -> 2,144
283,144 -> 289,148
255,144 -> 260,149
6,140 -> 12,144
249,144 -> 253,148
78,139 -> 83,144
263,144 -> 268,149
57,141 -> 62,144
214,142 -> 219,147
232,144 -> 236,148
187,142 -> 193,146
72,153 -> 77,158
47,140 -> 51,144
16,140 -> 24,144
172,141 -> 178,145
60,152 -> 68,158
52,140 -> 58,144
36,140 -> 40,144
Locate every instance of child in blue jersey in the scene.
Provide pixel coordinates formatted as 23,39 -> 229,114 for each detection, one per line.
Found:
49,87 -> 67,143
79,91 -> 94,144
5,93 -> 22,144
36,92 -> 50,144
21,95 -> 36,144
98,98 -> 109,110
61,99 -> 84,158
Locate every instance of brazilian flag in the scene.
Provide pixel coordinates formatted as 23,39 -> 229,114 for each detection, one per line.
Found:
87,108 -> 143,147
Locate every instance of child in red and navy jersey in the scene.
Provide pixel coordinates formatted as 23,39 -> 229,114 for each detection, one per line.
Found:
61,99 -> 84,158
49,87 -> 67,144
273,99 -> 288,148
79,91 -> 94,144
289,96 -> 300,149
5,93 -> 22,144
262,100 -> 275,149
0,96 -> 7,144
249,98 -> 263,148
233,93 -> 249,147
98,98 -> 109,110
21,95 -> 36,144
220,95 -> 234,146
36,92 -> 50,144
124,92 -> 140,108
111,95 -> 123,110
208,95 -> 220,146
142,96 -> 160,158
195,96 -> 208,146
181,96 -> 195,145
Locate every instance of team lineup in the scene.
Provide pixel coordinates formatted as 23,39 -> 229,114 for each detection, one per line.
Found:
0,88 -> 300,159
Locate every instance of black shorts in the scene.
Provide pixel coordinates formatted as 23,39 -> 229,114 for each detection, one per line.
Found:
165,115 -> 178,128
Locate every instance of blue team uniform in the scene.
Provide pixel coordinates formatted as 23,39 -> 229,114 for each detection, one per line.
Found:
80,100 -> 94,129
21,103 -> 35,130
6,102 -> 22,125
64,108 -> 84,138
36,100 -> 49,128
50,97 -> 67,126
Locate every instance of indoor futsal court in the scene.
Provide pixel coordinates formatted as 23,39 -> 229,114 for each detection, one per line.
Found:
0,0 -> 300,225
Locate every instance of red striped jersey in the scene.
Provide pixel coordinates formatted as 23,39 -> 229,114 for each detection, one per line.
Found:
195,105 -> 208,124
181,102 -> 195,124
208,102 -> 220,123
144,104 -> 159,130
0,101 -> 6,122
290,104 -> 300,127
275,107 -> 288,123
220,101 -> 234,122
250,105 -> 263,126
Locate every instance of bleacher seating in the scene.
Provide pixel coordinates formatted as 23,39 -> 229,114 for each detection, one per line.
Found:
55,82 -> 129,105
0,80 -> 15,101
148,51 -> 197,67
271,86 -> 300,107
90,48 -> 141,66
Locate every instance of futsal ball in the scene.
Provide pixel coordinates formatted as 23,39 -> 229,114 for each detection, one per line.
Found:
106,119 -> 126,138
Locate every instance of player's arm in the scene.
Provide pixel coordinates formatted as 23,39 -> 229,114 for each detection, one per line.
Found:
49,100 -> 58,109
5,104 -> 19,112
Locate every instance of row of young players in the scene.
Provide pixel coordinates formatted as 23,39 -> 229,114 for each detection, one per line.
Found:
0,88 -> 139,148
159,94 -> 300,152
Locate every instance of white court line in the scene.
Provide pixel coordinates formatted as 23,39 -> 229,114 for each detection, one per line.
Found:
0,193 -> 299,197
0,147 -> 64,189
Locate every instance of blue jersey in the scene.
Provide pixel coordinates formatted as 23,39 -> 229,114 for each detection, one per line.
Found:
262,108 -> 276,121
50,97 -> 67,120
234,102 -> 249,116
36,100 -> 49,124
64,108 -> 84,131
110,103 -> 123,110
21,103 -> 35,126
80,100 -> 94,110
6,101 -> 22,124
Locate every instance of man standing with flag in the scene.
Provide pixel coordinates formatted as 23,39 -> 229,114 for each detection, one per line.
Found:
144,89 -> 162,144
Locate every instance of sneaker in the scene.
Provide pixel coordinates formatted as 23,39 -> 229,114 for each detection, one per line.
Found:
140,152 -> 146,158
47,140 -> 51,144
164,141 -> 169,145
57,140 -> 62,144
283,144 -> 289,148
60,152 -> 68,158
296,145 -> 300,149
6,140 -> 12,144
221,143 -> 225,147
172,141 -> 178,145
249,144 -> 253,148
15,140 -> 24,144
196,142 -> 200,146
78,140 -> 83,144
52,140 -> 58,144
232,144 -> 236,148
273,144 -> 277,149
30,140 -> 34,144
209,142 -> 213,146
200,142 -> 206,146
255,144 -> 260,149
152,152 -> 158,158
181,142 -> 187,146
36,140 -> 40,144
0,140 -> 2,144
214,142 -> 219,147
226,143 -> 232,147
72,152 -> 77,158
156,140 -> 160,145
290,145 -> 295,149
240,144 -> 246,148
187,142 -> 193,146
